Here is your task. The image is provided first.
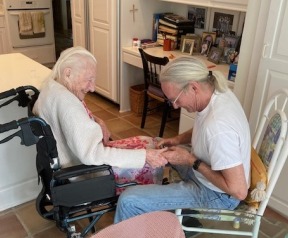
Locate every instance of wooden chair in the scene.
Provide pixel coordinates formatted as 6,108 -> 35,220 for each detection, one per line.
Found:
138,48 -> 178,137
175,88 -> 288,237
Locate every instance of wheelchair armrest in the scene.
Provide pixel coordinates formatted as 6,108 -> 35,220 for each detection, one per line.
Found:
53,164 -> 112,181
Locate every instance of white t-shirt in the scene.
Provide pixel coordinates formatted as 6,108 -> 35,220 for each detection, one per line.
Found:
192,89 -> 251,193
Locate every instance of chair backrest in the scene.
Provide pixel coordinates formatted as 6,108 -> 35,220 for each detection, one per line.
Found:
252,89 -> 288,215
91,211 -> 185,238
138,48 -> 169,90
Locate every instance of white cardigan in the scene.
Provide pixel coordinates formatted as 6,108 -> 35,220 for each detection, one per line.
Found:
33,80 -> 146,169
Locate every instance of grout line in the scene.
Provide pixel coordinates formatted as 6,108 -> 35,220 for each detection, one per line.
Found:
12,209 -> 34,238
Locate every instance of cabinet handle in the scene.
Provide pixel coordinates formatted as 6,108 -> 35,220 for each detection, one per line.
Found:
262,44 -> 268,58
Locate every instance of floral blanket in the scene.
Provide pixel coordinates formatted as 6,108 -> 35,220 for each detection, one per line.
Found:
107,136 -> 164,194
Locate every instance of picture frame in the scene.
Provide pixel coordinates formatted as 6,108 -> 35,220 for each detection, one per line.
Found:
209,9 -> 240,36
200,40 -> 212,56
180,34 -> 202,53
187,6 -> 207,29
226,49 -> 238,64
181,39 -> 195,55
222,47 -> 234,63
207,47 -> 222,64
202,31 -> 217,46
224,36 -> 239,48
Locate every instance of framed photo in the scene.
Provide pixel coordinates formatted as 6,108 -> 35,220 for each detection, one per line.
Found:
227,49 -> 238,64
224,36 -> 239,48
209,9 -> 240,36
202,31 -> 217,46
187,6 -> 207,29
218,38 -> 226,49
222,47 -> 234,63
181,39 -> 195,55
207,47 -> 222,64
200,40 -> 212,56
180,34 -> 202,53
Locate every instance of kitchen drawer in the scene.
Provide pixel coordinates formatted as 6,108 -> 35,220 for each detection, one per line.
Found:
179,113 -> 194,134
0,16 -> 5,28
181,108 -> 195,118
122,51 -> 142,68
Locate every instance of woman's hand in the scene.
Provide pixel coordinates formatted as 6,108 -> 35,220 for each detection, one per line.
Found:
94,117 -> 111,146
146,148 -> 168,168
162,146 -> 195,167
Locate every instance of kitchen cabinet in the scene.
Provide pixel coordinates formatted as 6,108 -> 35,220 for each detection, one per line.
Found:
70,0 -> 86,48
71,0 -> 118,103
0,16 -> 9,54
89,0 -> 118,102
179,109 -> 195,134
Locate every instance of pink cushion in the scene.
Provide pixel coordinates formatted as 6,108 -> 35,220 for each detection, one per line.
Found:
91,211 -> 185,238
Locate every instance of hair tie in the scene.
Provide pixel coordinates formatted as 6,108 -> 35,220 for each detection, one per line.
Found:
208,71 -> 213,76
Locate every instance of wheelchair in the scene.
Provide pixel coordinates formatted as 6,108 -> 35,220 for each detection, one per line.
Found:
0,86 -> 136,238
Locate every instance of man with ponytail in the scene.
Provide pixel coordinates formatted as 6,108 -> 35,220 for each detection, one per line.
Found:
115,56 -> 250,224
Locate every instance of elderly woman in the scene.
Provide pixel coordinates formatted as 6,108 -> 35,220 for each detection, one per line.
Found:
33,46 -> 167,169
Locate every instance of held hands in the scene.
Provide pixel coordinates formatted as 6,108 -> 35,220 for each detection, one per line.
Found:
146,148 -> 168,168
94,117 -> 111,146
162,146 -> 195,166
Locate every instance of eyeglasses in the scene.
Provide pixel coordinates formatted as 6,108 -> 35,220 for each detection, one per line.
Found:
170,88 -> 184,105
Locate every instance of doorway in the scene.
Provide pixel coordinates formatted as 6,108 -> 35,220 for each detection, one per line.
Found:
52,0 -> 73,59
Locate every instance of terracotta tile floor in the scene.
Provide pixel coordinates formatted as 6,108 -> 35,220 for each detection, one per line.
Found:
0,92 -> 287,238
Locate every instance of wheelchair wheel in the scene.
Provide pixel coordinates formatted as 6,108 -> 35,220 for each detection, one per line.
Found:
36,191 -> 54,221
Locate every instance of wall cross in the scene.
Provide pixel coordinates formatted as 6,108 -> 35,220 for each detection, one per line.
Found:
130,4 -> 138,22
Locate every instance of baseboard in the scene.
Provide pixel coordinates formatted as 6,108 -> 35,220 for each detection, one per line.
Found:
268,195 -> 288,219
0,178 -> 41,212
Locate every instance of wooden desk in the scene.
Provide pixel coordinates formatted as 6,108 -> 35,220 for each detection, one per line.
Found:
121,46 -> 234,112
0,53 -> 51,211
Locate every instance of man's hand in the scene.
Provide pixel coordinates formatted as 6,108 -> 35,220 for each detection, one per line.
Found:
162,146 -> 195,166
156,137 -> 181,149
146,148 -> 168,168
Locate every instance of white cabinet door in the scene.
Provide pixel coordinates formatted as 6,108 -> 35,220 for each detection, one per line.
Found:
89,0 -> 118,102
249,0 -> 288,217
0,16 -> 9,54
179,108 -> 195,134
71,0 -> 87,48
0,28 -> 8,54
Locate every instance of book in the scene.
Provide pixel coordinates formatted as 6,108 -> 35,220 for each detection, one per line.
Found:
158,24 -> 178,35
152,12 -> 172,42
161,13 -> 195,26
159,18 -> 195,29
157,33 -> 177,47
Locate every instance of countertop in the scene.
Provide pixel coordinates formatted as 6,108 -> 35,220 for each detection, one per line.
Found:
0,53 -> 51,92
0,53 -> 51,212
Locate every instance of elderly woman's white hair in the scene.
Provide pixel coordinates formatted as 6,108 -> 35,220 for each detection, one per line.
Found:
43,46 -> 97,88
159,56 -> 227,93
